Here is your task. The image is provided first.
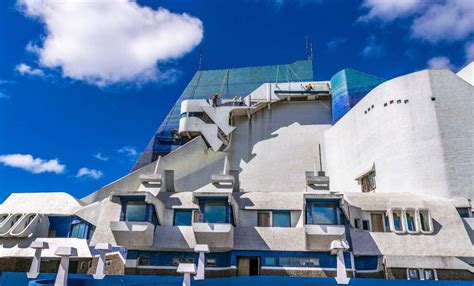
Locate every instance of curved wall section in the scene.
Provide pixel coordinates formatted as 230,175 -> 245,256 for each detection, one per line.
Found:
322,70 -> 474,199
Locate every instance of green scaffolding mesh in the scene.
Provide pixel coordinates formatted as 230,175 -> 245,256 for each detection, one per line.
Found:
132,60 -> 314,171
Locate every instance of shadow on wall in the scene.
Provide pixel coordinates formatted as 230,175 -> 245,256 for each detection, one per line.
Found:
230,101 -> 331,169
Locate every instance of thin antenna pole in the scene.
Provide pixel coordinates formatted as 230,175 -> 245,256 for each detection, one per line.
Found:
198,49 -> 203,70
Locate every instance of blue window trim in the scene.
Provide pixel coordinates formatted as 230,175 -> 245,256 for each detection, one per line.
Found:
306,199 -> 344,225
119,196 -> 159,225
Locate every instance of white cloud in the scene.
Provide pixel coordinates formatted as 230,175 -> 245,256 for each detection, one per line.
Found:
76,167 -> 103,179
117,146 -> 138,157
411,0 -> 474,43
360,0 -> 474,44
361,35 -> 383,57
93,153 -> 109,161
359,0 -> 422,21
427,57 -> 454,70
0,154 -> 65,174
0,92 -> 9,99
17,0 -> 203,86
15,63 -> 44,77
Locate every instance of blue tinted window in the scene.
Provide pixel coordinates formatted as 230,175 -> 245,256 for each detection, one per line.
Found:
264,257 -> 276,266
393,212 -> 402,231
312,202 -> 337,225
174,210 -> 192,226
70,223 -> 86,238
124,201 -> 147,221
406,214 -> 415,231
272,211 -> 290,227
204,202 -> 227,223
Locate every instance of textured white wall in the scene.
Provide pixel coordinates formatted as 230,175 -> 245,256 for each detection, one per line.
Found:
322,70 -> 473,199
229,101 -> 331,193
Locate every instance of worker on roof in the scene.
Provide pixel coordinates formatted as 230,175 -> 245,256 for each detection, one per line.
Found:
305,83 -> 314,91
212,93 -> 221,107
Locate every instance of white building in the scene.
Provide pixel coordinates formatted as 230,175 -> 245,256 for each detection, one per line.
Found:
0,60 -> 472,282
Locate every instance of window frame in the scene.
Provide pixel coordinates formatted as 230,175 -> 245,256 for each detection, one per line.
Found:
369,212 -> 388,232
417,208 -> 433,234
406,268 -> 437,280
120,197 -> 159,225
404,208 -> 418,234
422,269 -> 437,280
173,209 -> 193,226
68,217 -> 95,240
362,220 -> 370,231
354,218 -> 361,230
203,201 -> 228,224
387,208 -> 406,234
264,257 -> 277,266
407,268 -> 420,280
272,210 -> 291,228
257,211 -> 272,227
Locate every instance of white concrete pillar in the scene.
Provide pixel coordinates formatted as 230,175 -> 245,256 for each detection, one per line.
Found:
177,263 -> 196,286
93,243 -> 112,280
27,241 -> 49,279
54,247 -> 78,286
194,244 -> 210,280
330,239 -> 350,285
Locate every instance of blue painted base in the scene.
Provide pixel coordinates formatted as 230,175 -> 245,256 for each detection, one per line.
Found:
0,272 -> 472,286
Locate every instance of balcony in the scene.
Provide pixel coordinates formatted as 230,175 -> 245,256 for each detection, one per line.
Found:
192,223 -> 234,250
110,221 -> 154,247
304,224 -> 345,251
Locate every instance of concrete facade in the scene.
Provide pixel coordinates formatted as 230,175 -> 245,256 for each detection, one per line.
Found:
0,62 -> 473,282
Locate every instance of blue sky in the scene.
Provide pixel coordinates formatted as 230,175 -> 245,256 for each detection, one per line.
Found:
0,0 -> 473,202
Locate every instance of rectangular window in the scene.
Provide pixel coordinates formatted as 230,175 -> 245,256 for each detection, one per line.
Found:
174,210 -> 193,226
272,211 -> 291,227
70,223 -> 86,238
419,210 -> 431,232
206,258 -> 216,267
278,257 -> 319,267
258,211 -> 271,227
125,201 -> 147,221
370,213 -> 385,232
393,211 -> 403,231
407,268 -> 420,280
354,219 -> 361,229
362,220 -> 370,230
311,201 -> 337,225
264,257 -> 276,266
423,269 -> 436,280
204,202 -> 227,223
405,210 -> 416,232
359,170 -> 376,193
